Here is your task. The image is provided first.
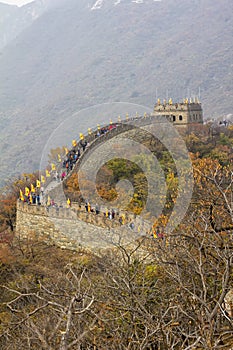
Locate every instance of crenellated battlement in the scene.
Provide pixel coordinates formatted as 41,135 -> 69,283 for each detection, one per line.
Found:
16,200 -> 151,252
16,200 -> 141,228
152,98 -> 203,126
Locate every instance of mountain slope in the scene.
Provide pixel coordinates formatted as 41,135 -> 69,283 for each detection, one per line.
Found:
0,0 -> 50,49
0,0 -> 232,184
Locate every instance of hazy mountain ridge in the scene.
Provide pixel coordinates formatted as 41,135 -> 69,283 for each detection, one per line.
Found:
0,1 -> 51,49
89,0 -> 162,10
0,0 -> 232,184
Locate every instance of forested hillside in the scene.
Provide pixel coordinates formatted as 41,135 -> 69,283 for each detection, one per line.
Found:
0,125 -> 233,349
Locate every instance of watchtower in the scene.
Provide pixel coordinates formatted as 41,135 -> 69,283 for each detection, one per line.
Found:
152,98 -> 203,127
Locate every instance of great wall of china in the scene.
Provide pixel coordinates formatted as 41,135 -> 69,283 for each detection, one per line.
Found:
16,100 -> 204,252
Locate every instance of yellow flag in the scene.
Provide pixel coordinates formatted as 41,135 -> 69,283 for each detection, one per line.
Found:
67,198 -> 71,207
72,140 -> 77,147
29,194 -> 33,204
47,195 -> 51,206
97,124 -> 100,130
46,169 -> 51,177
36,180 -> 41,188
41,175 -> 45,183
88,128 -> 92,135
58,154 -> 61,162
110,119 -> 113,125
19,189 -> 24,201
25,187 -> 30,196
64,147 -> 69,155
126,113 -> 129,120
31,184 -> 35,193
79,133 -> 84,140
118,115 -> 121,122
51,163 -> 56,171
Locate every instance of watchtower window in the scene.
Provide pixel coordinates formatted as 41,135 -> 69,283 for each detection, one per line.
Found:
179,115 -> 183,121
172,115 -> 176,122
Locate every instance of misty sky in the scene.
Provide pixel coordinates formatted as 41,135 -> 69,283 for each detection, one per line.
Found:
0,0 -> 33,6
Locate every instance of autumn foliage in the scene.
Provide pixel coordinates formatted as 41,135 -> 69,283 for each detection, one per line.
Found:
0,126 -> 232,349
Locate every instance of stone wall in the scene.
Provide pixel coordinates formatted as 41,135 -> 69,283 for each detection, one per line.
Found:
16,116 -> 175,252
16,201 -> 151,252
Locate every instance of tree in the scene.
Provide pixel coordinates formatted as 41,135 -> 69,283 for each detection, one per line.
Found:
0,173 -> 39,233
147,156 -> 233,349
0,243 -> 97,350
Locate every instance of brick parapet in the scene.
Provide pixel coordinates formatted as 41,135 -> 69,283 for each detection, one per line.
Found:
16,201 -> 151,252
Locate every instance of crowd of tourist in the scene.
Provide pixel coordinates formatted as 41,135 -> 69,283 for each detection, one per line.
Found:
60,123 -> 118,179
19,122 -> 123,208
19,122 -> 119,202
18,112 -> 153,207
